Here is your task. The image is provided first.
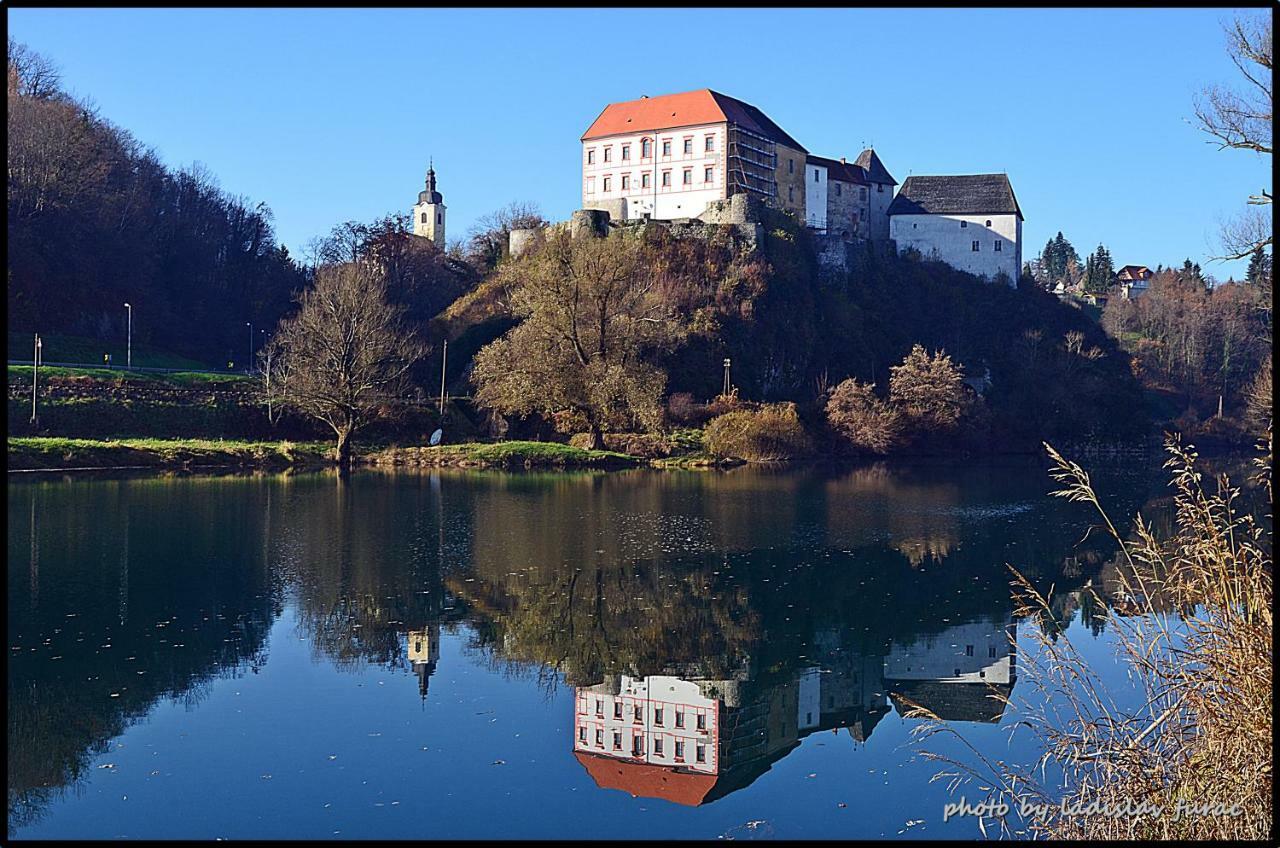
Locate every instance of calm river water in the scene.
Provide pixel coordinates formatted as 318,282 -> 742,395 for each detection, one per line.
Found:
9,457 -> 1173,839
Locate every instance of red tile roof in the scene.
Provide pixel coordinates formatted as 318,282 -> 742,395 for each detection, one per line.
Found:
574,752 -> 719,807
1116,265 -> 1152,281
581,89 -> 806,151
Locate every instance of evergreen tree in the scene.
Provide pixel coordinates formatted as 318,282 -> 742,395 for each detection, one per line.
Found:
1245,246 -> 1272,287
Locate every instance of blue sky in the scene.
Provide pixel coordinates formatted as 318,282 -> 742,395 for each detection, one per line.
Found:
10,7 -> 1270,278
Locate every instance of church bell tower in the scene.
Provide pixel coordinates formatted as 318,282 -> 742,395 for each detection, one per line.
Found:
412,161 -> 446,248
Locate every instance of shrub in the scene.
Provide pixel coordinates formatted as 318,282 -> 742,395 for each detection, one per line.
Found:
704,402 -> 813,461
825,378 -> 903,454
889,344 -> 968,432
666,391 -> 712,426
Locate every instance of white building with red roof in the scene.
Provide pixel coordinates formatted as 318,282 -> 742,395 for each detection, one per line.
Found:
580,89 -> 809,222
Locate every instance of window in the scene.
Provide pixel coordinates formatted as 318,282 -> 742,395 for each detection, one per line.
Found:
836,183 -> 842,197
621,174 -> 630,190
860,187 -> 867,200
705,135 -> 715,152
632,737 -> 643,756
436,212 -> 442,225
596,728 -> 603,746
985,219 -> 992,227
675,740 -> 685,759
621,144 -> 630,161
989,645 -> 998,658
602,176 -> 611,192
614,701 -> 623,719
654,707 -> 664,726
877,183 -> 884,192
788,186 -> 794,201
696,744 -> 706,763
661,171 -> 671,187
994,240 -> 1003,252
954,668 -> 962,676
972,240 -> 980,251
613,732 -> 622,750
965,645 -> 975,657
662,140 -> 671,156
641,172 -> 651,188
683,169 -> 692,185
641,138 -> 651,157
603,147 -> 611,163
814,169 -> 819,183
634,704 -> 643,723
587,149 -> 595,165
683,138 -> 693,154
654,737 -> 664,755
596,699 -> 603,716
420,212 -> 428,224
579,726 -> 586,742
704,167 -> 713,183
788,159 -> 794,174
675,711 -> 685,728
960,220 -> 968,228
696,713 -> 707,731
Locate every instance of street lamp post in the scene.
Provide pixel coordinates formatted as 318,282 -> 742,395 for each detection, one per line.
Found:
124,302 -> 133,370
438,339 -> 448,416
30,333 -> 42,425
722,357 -> 732,397
246,322 -> 254,375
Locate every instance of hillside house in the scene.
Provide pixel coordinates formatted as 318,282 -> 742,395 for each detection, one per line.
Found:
580,89 -> 808,222
1115,264 -> 1153,299
888,174 -> 1023,284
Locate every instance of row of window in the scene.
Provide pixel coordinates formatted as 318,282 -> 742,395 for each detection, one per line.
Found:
579,726 -> 708,762
595,698 -> 707,729
588,167 -> 716,194
972,240 -> 1003,251
959,220 -> 995,228
962,644 -> 1002,657
587,135 -> 715,165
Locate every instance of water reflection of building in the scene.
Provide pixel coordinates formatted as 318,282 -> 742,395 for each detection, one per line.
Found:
407,625 -> 441,699
883,614 -> 1016,723
572,634 -> 889,806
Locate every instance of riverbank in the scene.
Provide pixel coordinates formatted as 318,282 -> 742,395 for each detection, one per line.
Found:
7,437 -> 332,472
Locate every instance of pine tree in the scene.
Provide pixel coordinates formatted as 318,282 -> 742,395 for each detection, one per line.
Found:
1246,246 -> 1272,287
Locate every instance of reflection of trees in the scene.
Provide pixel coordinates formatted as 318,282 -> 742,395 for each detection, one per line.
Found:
6,478 -> 276,833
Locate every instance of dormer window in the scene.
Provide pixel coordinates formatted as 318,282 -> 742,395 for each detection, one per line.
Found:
960,221 -> 968,228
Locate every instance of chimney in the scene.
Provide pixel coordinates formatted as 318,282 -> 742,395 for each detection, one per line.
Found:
640,94 -> 648,99
839,157 -> 846,164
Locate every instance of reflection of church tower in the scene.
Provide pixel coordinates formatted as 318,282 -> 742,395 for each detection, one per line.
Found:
412,162 -> 446,248
408,625 -> 441,700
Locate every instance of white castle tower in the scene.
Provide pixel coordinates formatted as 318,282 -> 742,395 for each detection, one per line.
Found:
412,161 -> 446,248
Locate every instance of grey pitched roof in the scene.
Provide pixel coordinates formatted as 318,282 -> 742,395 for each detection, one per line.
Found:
854,149 -> 897,186
887,174 -> 1023,220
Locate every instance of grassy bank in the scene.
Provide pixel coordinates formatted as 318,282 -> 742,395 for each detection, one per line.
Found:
8,437 -> 331,471
364,440 -> 644,469
9,365 -> 250,386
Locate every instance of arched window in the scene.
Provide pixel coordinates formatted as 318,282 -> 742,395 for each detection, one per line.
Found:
641,138 -> 652,158
985,219 -> 992,227
436,212 -> 442,225
420,212 -> 428,224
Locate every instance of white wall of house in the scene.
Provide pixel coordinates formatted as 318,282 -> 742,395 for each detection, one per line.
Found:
805,163 -> 828,230
883,618 -> 1016,684
890,212 -> 1021,283
583,124 -> 727,220
574,675 -> 721,773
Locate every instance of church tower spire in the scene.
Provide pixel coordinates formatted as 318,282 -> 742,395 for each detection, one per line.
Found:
412,160 -> 446,248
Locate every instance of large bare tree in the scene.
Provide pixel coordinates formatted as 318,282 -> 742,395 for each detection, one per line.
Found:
471,229 -> 672,447
1194,13 -> 1272,259
267,262 -> 425,470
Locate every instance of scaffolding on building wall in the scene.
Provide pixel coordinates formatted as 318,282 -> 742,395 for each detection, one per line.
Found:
726,124 -> 778,201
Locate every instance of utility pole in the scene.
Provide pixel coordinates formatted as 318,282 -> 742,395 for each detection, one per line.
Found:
30,333 -> 41,425
722,357 -> 732,397
438,339 -> 448,416
246,322 -> 254,375
124,302 -> 133,370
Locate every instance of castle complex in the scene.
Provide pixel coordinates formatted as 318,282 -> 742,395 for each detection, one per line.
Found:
578,88 -> 1023,284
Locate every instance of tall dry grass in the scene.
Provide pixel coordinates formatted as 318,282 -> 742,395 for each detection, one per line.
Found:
901,429 -> 1272,839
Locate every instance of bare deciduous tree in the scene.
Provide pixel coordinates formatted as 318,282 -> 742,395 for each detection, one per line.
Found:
464,201 -> 548,271
1195,13 -> 1273,258
268,262 -> 426,470
7,37 -> 63,101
